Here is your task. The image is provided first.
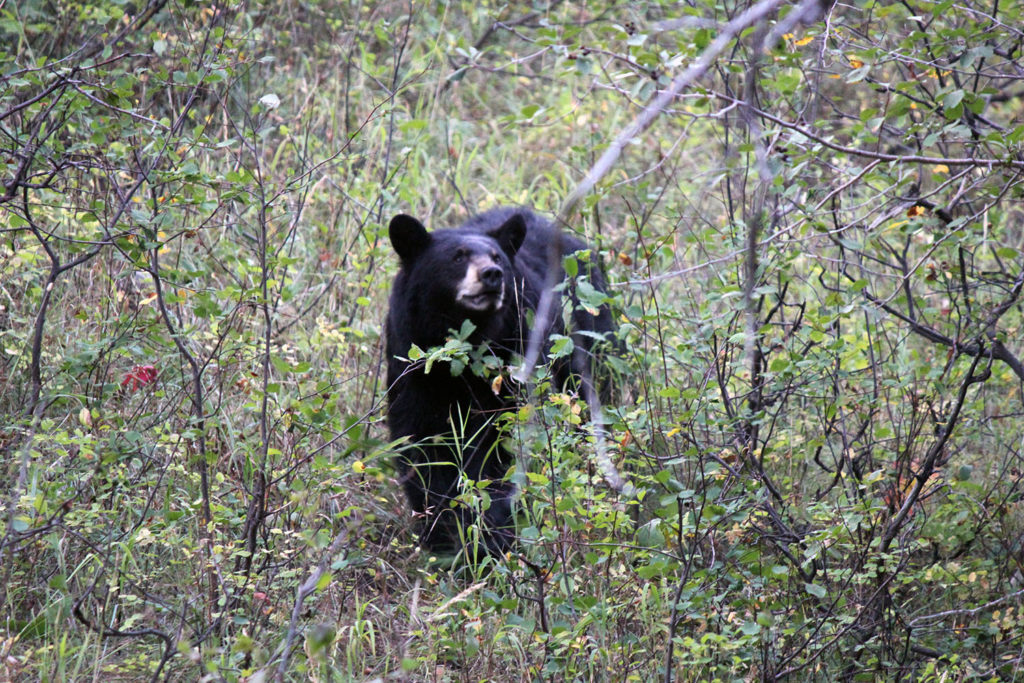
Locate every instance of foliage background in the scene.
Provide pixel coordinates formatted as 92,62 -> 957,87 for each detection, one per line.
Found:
2,0 -> 1023,681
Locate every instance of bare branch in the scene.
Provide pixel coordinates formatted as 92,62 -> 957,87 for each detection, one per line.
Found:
272,530 -> 350,681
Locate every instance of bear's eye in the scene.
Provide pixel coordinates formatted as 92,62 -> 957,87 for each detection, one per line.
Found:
453,249 -> 467,264
490,250 -> 499,260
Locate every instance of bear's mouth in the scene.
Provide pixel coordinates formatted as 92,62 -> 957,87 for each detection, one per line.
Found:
458,287 -> 504,311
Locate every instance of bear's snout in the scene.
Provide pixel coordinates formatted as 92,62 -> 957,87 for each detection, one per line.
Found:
480,265 -> 503,289
454,252 -> 507,312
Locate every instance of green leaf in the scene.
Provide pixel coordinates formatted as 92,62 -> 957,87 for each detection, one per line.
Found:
548,334 -> 574,359
563,255 -> 579,278
943,89 -> 964,112
740,620 -> 761,636
270,355 -> 291,374
805,583 -> 827,598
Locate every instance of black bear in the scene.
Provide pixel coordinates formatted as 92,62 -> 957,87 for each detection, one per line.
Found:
385,207 -> 615,557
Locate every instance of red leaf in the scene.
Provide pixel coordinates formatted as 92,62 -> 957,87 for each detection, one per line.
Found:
121,365 -> 158,392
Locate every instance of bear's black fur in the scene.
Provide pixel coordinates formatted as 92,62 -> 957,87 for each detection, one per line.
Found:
385,207 -> 614,556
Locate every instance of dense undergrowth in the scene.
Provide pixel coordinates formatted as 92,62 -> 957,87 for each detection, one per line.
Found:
2,1 -> 1024,681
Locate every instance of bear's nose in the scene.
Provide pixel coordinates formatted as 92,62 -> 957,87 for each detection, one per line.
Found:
480,266 -> 503,288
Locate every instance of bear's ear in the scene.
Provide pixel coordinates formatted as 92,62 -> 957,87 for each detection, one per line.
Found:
489,213 -> 527,257
389,214 -> 431,262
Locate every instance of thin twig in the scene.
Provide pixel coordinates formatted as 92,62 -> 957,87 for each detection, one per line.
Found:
273,531 -> 350,681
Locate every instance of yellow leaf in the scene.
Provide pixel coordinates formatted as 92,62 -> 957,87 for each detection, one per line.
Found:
907,205 -> 926,218
932,164 -> 949,174
352,460 -> 365,473
794,36 -> 814,46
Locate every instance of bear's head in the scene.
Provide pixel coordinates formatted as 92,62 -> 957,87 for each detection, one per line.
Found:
389,213 -> 527,315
